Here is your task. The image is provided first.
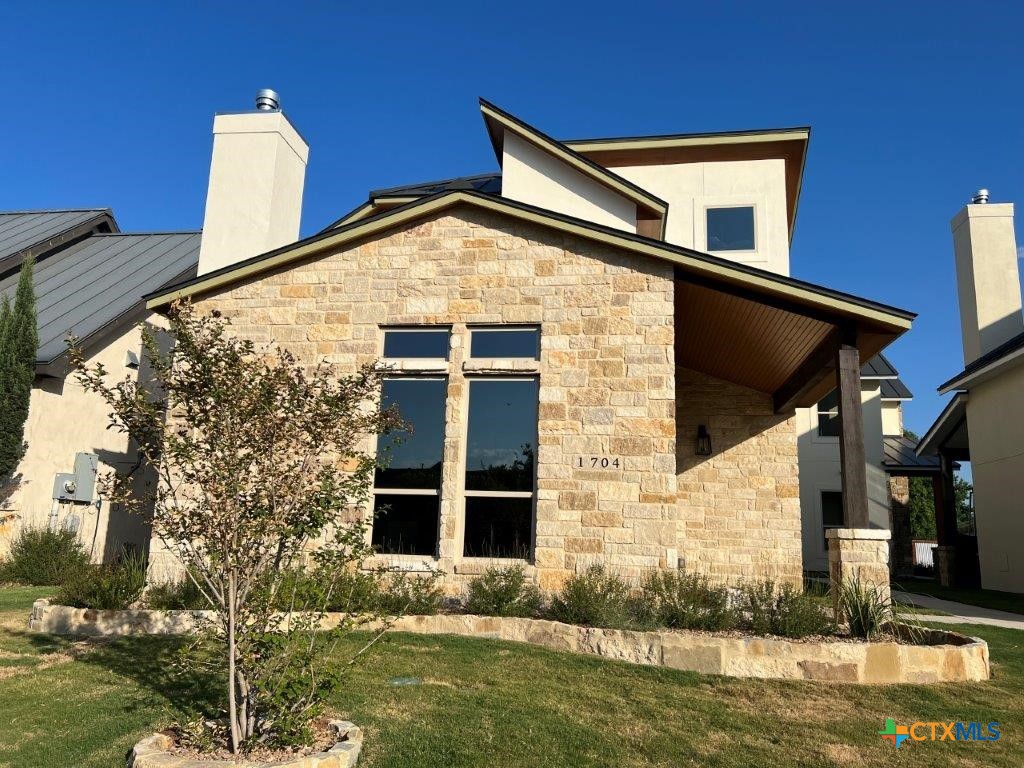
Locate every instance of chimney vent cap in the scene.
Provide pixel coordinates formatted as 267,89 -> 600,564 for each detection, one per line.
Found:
972,189 -> 990,205
255,89 -> 281,111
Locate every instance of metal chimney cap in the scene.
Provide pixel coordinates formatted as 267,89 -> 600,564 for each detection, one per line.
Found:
972,189 -> 990,205
255,89 -> 280,111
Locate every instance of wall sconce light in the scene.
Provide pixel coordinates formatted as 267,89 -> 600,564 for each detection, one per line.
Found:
696,424 -> 712,456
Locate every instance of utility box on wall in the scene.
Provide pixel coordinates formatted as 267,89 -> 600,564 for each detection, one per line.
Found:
50,452 -> 99,504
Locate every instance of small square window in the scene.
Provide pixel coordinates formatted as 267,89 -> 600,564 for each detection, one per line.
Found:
470,328 -> 540,359
706,206 -> 755,251
382,328 -> 449,359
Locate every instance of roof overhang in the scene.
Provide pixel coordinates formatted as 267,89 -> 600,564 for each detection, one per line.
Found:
0,209 -> 118,275
916,392 -> 970,460
479,99 -> 669,237
145,191 -> 913,411
564,128 -> 810,243
938,336 -> 1024,393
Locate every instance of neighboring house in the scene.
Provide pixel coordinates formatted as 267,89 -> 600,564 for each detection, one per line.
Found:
918,194 -> 1024,593
0,209 -> 200,563
797,353 -> 940,576
145,93 -> 914,590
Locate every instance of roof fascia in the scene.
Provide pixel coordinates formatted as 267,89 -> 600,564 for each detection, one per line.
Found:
916,392 -> 968,456
564,127 -> 811,153
0,210 -> 119,275
145,190 -> 914,335
479,98 -> 668,219
939,344 -> 1024,393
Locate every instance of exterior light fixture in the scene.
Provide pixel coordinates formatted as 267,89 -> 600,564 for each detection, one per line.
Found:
696,424 -> 712,456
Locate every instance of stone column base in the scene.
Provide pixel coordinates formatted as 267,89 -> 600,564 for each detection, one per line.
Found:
934,545 -> 957,587
828,528 -> 892,619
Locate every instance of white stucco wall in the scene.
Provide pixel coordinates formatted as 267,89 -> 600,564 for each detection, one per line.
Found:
613,159 -> 791,275
965,365 -> 1024,593
881,401 -> 903,437
0,318 -> 165,564
501,133 -> 637,233
796,384 -> 889,572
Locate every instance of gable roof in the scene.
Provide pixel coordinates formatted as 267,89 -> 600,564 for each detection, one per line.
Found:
882,434 -> 941,475
0,209 -> 117,272
479,99 -> 669,229
860,352 -> 899,379
563,127 -> 810,241
0,231 -> 200,370
146,189 -> 913,335
938,329 -> 1024,393
880,378 -> 913,400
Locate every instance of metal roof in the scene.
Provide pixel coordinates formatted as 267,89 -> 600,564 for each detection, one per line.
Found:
938,329 -> 1024,393
0,209 -> 114,264
880,378 -> 913,400
882,435 -> 941,474
0,231 -> 200,366
370,173 -> 502,198
861,352 -> 899,378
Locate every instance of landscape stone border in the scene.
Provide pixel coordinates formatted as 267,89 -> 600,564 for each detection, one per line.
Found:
29,600 -> 989,684
128,720 -> 362,767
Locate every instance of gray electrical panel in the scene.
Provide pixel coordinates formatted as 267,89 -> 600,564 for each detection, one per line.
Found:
51,452 -> 99,503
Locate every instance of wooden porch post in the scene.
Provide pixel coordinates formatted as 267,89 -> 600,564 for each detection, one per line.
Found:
836,344 -> 869,528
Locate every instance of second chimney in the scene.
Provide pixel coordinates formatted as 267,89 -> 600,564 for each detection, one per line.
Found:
197,90 -> 309,276
951,193 -> 1023,365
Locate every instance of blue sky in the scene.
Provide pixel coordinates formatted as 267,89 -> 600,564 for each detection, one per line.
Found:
2,2 -> 1022,435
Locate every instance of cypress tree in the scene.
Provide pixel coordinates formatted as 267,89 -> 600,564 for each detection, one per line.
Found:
0,258 -> 38,480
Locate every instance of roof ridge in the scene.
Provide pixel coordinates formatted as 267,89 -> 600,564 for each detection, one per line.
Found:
562,126 -> 811,146
370,172 -> 500,197
0,208 -> 112,215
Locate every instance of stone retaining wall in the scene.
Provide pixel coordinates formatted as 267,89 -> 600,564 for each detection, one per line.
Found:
29,600 -> 989,684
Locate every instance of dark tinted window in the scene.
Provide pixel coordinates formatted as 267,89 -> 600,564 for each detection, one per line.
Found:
375,378 -> 447,489
470,328 -> 540,359
382,329 -> 449,359
706,207 -> 755,251
463,497 -> 533,558
817,390 -> 840,438
464,379 -> 538,492
372,494 -> 439,556
822,491 -> 844,527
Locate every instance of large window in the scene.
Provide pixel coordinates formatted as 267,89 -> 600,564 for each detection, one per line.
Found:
816,391 -> 840,438
821,490 -> 844,547
706,206 -> 755,251
372,377 -> 447,556
462,378 -> 538,558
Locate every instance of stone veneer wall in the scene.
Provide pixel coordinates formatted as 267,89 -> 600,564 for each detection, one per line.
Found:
151,207 -> 677,589
675,369 -> 802,585
888,475 -> 914,576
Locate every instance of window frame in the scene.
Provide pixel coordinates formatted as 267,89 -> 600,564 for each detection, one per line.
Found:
813,390 -> 841,441
704,204 -> 757,254
459,374 -> 539,561
380,326 -> 451,364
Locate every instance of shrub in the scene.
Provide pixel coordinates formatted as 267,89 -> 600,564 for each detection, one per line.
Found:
57,550 -> 147,609
640,571 -> 738,631
837,575 -> 894,640
1,526 -> 90,586
375,571 -> 444,616
465,565 -> 543,617
548,565 -> 634,628
145,572 -> 210,610
738,580 -> 834,639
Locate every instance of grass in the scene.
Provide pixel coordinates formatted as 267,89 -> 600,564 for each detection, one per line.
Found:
0,586 -> 1021,767
894,579 -> 1024,616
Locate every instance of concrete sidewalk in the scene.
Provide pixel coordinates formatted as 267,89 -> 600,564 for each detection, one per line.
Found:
894,590 -> 1024,630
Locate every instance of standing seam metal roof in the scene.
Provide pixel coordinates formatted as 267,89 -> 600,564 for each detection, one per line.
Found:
0,231 -> 201,364
0,209 -> 112,262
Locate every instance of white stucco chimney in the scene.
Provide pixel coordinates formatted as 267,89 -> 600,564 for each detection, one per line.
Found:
951,194 -> 1023,365
197,90 -> 309,276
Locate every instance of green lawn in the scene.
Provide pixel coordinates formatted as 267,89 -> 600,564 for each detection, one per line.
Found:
894,579 -> 1024,616
0,587 -> 1021,767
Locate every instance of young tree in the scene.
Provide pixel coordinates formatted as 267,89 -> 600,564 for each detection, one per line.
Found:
0,258 -> 38,481
71,302 -> 402,753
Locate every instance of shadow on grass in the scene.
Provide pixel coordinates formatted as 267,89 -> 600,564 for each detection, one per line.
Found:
18,629 -> 221,721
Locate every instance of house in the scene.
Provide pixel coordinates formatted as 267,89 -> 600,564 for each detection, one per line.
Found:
145,92 -> 915,592
918,193 -> 1024,593
0,208 -> 200,562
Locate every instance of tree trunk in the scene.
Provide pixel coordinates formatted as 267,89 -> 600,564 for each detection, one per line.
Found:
227,572 -> 241,753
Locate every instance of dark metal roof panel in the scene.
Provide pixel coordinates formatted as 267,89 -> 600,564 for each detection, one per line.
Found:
370,173 -> 502,198
0,209 -> 110,261
883,435 -> 941,473
0,231 -> 200,364
861,352 -> 899,378
881,378 -> 913,400
938,329 -> 1024,391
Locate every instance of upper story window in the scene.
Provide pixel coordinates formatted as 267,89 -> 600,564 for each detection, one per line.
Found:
469,327 -> 540,359
382,328 -> 450,360
706,206 -> 755,251
816,390 -> 840,438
